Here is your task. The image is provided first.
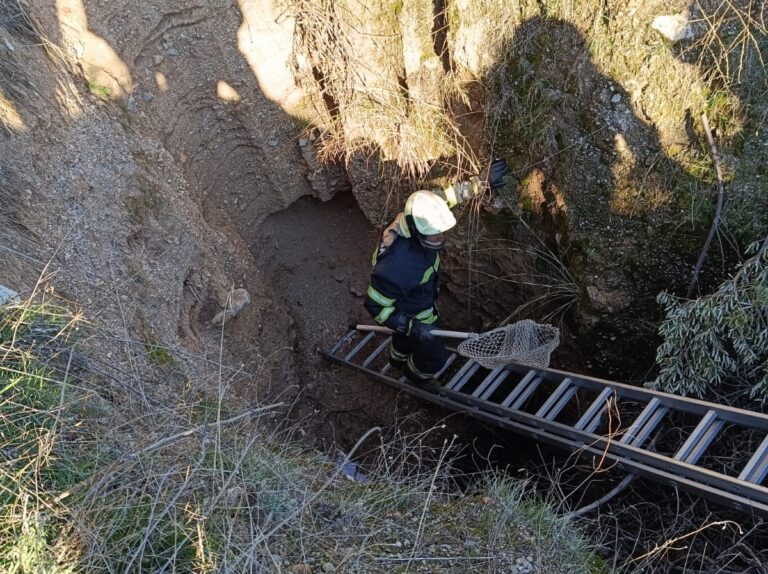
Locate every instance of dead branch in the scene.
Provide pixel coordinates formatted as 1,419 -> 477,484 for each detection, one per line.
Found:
566,473 -> 637,519
126,403 -> 285,459
686,112 -> 726,299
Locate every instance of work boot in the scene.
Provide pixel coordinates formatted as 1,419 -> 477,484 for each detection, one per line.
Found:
404,359 -> 434,385
388,346 -> 407,372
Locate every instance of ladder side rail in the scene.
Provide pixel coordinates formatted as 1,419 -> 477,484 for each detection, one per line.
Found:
436,387 -> 768,507
353,334 -> 768,431
532,365 -> 768,431
321,350 -> 768,516
461,404 -> 768,517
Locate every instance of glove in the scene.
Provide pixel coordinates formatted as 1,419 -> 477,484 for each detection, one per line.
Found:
408,320 -> 435,344
386,312 -> 434,344
488,158 -> 509,189
385,312 -> 412,335
444,176 -> 484,206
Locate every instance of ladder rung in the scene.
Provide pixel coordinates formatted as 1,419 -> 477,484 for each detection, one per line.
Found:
501,371 -> 536,407
536,378 -> 574,419
344,332 -> 375,361
434,354 -> 457,381
446,361 -> 480,392
507,372 -> 542,410
472,367 -> 505,398
480,369 -> 512,401
547,386 -> 578,421
575,388 -> 613,431
329,329 -> 356,355
675,410 -> 722,464
739,435 -> 768,484
499,370 -> 536,407
631,406 -> 668,448
622,398 -> 663,445
500,371 -> 538,408
361,337 -> 391,368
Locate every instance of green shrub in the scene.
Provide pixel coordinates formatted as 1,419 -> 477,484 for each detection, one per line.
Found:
649,241 -> 768,401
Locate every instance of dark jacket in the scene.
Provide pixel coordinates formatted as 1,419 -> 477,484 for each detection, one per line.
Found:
364,234 -> 440,327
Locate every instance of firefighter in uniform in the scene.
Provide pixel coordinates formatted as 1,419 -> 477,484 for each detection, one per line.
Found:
364,190 -> 454,382
364,161 -> 508,383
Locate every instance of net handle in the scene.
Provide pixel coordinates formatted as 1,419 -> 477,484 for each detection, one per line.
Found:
355,324 -> 476,340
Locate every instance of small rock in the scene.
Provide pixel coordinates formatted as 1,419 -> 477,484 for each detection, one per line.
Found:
322,562 -> 335,573
651,14 -> 695,42
142,91 -> 154,102
210,288 -> 252,327
298,137 -> 309,147
286,565 -> 311,574
166,47 -> 179,56
267,138 -> 279,147
333,273 -> 345,283
610,93 -> 622,104
154,55 -> 164,65
126,95 -> 137,113
0,284 -> 20,306
349,285 -> 363,297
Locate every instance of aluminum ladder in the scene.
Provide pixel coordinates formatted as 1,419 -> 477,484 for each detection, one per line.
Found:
321,327 -> 768,516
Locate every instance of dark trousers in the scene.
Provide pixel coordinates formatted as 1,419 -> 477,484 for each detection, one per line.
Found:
390,331 -> 448,382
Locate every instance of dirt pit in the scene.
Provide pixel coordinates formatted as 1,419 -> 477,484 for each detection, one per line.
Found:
249,191 -> 527,465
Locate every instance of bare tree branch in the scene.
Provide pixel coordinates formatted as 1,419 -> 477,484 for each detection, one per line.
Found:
687,112 -> 726,299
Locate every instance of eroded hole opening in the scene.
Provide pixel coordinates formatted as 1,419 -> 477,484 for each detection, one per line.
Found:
243,190 -> 534,471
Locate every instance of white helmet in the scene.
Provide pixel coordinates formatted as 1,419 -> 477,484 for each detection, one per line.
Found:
403,190 -> 457,236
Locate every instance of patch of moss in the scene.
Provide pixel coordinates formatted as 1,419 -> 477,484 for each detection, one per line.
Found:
85,80 -> 111,100
144,341 -> 174,365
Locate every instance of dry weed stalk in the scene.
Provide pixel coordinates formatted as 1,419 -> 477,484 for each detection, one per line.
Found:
288,0 -> 484,179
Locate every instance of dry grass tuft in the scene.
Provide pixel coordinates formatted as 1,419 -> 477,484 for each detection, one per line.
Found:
288,0 -> 483,180
0,294 -> 604,573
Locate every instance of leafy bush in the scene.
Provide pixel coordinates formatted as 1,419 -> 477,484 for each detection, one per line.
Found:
649,241 -> 768,401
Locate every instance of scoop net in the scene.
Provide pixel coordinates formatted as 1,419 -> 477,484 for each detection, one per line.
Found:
457,320 -> 560,369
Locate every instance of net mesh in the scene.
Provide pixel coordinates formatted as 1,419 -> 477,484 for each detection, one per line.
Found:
457,320 -> 560,369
